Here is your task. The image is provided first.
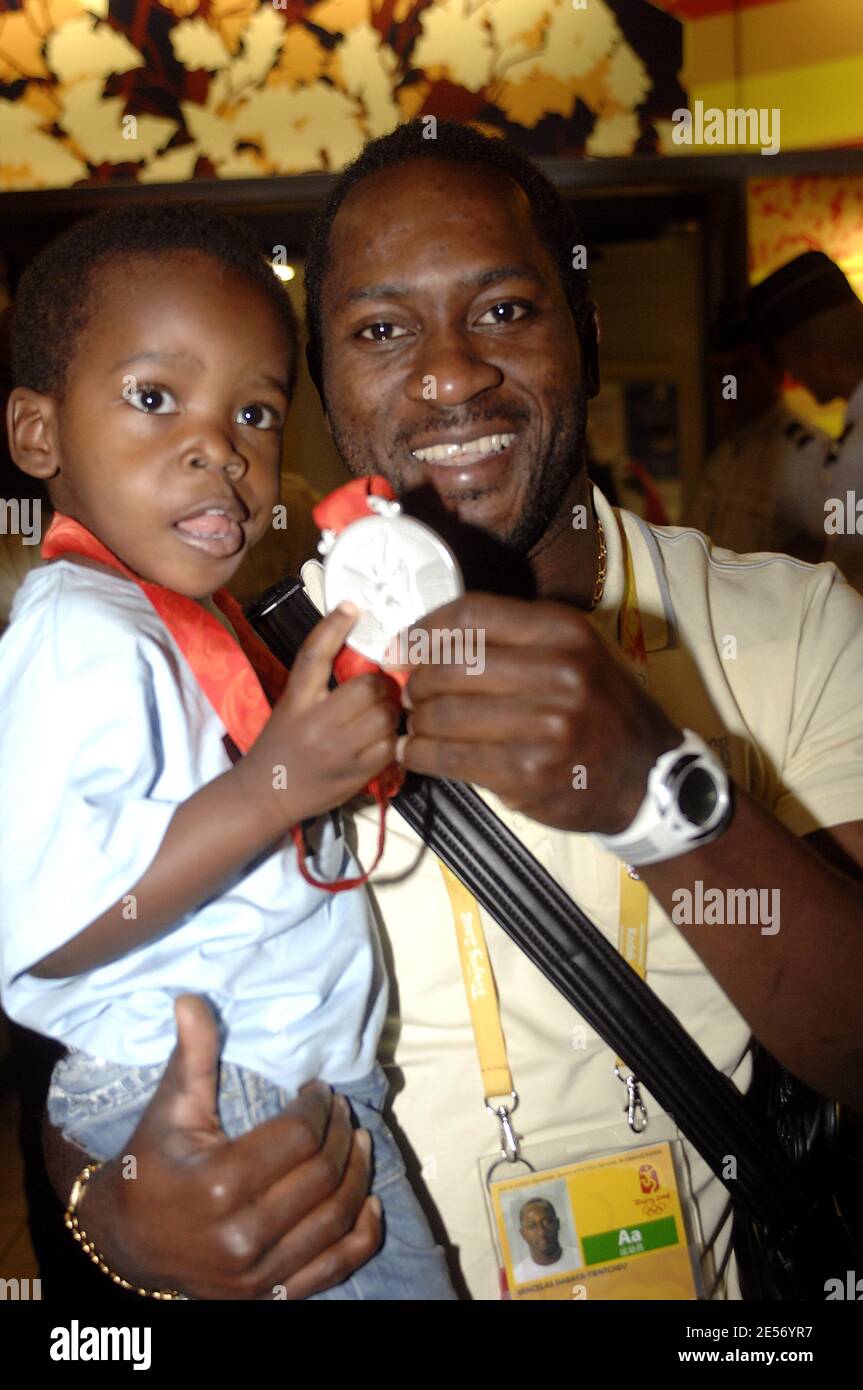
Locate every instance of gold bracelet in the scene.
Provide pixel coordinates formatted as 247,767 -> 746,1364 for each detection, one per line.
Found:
64,1161 -> 183,1300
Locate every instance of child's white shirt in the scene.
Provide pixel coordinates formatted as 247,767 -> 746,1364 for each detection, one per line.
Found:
0,559 -> 386,1088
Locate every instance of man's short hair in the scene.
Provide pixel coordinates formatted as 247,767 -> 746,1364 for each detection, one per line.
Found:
12,203 -> 299,401
304,119 -> 593,394
519,1197 -> 556,1225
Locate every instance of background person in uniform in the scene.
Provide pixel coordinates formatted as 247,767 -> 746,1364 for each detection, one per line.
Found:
513,1198 -> 581,1284
684,307 -> 828,559
747,251 -> 863,591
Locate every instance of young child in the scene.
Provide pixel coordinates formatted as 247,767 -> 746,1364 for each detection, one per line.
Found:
0,205 -> 455,1301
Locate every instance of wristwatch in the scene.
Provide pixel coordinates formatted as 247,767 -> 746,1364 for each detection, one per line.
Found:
592,728 -> 733,867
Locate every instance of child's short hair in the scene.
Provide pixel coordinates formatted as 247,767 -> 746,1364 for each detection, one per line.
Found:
12,203 -> 299,400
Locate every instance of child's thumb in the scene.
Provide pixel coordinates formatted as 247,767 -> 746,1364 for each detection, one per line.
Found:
285,602 -> 358,710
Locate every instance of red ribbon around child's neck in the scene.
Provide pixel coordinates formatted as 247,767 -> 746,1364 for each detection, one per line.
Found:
41,490 -> 404,893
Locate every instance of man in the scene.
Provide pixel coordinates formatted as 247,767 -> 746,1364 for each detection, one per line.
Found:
684,308 -> 828,558
513,1199 -> 581,1285
747,251 -> 863,590
30,122 -> 863,1303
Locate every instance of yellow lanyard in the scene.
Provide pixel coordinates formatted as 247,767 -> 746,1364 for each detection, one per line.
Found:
439,860 -> 513,1099
617,508 -> 650,967
618,869 -> 649,979
438,512 -> 653,1144
438,859 -> 521,1160
614,514 -> 651,1114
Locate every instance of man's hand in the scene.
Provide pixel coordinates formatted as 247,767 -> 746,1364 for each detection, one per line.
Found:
69,996 -> 381,1300
400,594 -> 680,833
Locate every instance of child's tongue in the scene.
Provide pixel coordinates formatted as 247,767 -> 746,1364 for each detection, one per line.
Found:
176,513 -> 228,536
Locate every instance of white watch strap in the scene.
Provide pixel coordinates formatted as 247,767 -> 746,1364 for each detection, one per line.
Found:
591,728 -> 732,867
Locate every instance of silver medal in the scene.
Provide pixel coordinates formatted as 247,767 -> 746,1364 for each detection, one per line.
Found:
321,501 -> 463,664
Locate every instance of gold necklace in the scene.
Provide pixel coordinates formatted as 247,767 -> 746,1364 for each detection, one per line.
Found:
588,515 -> 607,612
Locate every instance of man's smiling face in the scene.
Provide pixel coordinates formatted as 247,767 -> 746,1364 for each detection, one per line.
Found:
319,159 -> 597,555
520,1200 -> 562,1263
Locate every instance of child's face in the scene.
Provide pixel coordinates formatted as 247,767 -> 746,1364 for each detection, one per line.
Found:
48,250 -> 293,598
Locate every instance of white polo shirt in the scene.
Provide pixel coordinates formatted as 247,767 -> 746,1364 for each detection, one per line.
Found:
0,559 -> 386,1091
304,485 -> 863,1301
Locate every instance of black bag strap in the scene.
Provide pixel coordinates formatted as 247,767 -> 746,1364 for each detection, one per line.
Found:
246,576 -> 811,1241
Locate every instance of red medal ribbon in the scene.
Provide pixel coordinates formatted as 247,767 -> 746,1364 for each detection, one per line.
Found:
312,473 -> 398,533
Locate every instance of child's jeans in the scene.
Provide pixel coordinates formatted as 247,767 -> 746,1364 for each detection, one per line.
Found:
48,1051 -> 456,1301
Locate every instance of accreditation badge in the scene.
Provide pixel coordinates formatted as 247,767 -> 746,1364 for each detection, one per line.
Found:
481,1119 -> 705,1301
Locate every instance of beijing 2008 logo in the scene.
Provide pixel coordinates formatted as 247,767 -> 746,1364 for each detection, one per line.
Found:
638,1163 -> 660,1194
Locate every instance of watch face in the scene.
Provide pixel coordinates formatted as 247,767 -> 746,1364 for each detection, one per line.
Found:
677,764 -> 719,827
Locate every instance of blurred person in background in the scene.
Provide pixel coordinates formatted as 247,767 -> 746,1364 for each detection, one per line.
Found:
684,305 -> 828,559
747,251 -> 863,592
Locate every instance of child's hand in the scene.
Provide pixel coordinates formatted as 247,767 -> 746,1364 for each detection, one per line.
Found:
240,603 -> 400,833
